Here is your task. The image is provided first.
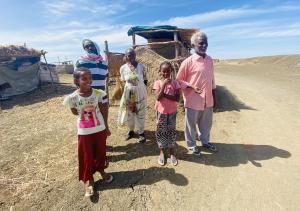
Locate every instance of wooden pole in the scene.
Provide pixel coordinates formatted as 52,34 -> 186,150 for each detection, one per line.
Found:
174,32 -> 179,79
132,33 -> 136,48
104,40 -> 109,60
41,50 -> 55,91
104,40 -> 110,101
174,32 -> 179,58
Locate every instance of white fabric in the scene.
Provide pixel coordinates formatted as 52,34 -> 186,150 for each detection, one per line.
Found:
127,102 -> 146,134
120,63 -> 147,102
120,63 -> 146,83
118,63 -> 147,130
63,89 -> 107,135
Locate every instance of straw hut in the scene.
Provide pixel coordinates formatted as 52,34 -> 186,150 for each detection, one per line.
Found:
127,25 -> 198,87
0,45 -> 42,98
107,52 -> 125,78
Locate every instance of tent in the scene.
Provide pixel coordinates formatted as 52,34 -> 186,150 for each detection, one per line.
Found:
0,45 -> 42,98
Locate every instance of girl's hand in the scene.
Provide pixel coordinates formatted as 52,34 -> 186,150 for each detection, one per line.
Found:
163,78 -> 171,86
106,128 -> 111,136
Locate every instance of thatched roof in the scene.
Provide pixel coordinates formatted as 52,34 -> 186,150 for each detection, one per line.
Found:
0,45 -> 41,58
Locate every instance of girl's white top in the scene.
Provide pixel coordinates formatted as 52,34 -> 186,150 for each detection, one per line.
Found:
63,89 -> 106,135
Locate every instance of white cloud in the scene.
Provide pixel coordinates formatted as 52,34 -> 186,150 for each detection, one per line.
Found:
42,0 -> 126,17
152,5 -> 300,27
2,2 -> 300,62
80,3 -> 126,14
0,21 -> 140,63
204,21 -> 300,42
153,8 -> 252,27
129,0 -> 145,3
256,28 -> 300,38
42,0 -> 76,16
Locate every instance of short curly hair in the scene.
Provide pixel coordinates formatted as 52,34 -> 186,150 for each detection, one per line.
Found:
191,31 -> 208,46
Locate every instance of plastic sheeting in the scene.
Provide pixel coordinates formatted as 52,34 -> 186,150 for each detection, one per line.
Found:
0,62 -> 40,97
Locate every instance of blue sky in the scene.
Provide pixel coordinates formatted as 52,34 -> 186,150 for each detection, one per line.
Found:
1,0 -> 300,63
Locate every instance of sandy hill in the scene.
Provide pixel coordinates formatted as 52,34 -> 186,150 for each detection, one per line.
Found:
218,54 -> 300,67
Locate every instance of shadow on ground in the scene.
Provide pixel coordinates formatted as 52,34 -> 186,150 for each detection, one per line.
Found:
110,130 -> 291,168
0,83 -> 76,110
90,166 -> 188,203
214,85 -> 255,112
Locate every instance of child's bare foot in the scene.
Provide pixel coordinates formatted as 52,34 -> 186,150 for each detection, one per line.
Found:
84,179 -> 95,197
85,185 -> 94,197
170,155 -> 178,166
158,154 -> 165,166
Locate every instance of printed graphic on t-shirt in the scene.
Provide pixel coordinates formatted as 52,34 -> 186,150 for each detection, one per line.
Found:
79,105 -> 100,128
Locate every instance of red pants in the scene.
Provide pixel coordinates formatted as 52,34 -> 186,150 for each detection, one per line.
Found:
78,130 -> 107,182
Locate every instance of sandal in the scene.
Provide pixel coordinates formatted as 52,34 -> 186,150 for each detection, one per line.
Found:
84,186 -> 94,197
170,155 -> 178,166
158,155 -> 165,166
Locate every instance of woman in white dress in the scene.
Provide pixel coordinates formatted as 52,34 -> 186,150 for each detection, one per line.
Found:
118,48 -> 148,143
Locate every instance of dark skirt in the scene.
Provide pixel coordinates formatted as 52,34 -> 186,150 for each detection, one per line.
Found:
155,112 -> 177,149
78,130 -> 107,182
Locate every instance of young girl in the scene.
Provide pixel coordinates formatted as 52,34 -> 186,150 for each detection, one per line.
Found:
63,67 -> 113,197
153,61 -> 181,166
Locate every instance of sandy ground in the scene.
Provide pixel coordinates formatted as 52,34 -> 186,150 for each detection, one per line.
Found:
0,55 -> 300,210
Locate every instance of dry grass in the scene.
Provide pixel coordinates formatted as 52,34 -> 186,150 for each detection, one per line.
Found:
135,46 -> 187,88
0,45 -> 41,57
0,74 -> 78,207
0,74 -> 161,209
107,52 -> 125,77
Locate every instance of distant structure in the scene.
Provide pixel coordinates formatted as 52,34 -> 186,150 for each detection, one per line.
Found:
55,60 -> 74,74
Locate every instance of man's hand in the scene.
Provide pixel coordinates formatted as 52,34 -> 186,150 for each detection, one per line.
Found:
186,84 -> 202,94
193,86 -> 202,94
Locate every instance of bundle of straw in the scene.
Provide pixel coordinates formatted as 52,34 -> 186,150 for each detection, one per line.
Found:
0,45 -> 41,57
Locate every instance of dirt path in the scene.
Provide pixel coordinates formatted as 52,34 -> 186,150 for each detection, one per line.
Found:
0,60 -> 299,210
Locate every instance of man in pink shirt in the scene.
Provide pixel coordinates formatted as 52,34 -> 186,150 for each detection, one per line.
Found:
176,31 -> 218,156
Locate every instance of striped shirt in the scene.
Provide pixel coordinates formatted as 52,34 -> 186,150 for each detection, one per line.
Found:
76,59 -> 108,92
